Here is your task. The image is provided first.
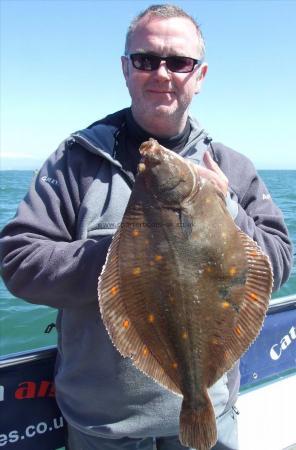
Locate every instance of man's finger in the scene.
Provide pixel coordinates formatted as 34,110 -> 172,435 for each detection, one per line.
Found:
203,151 -> 220,173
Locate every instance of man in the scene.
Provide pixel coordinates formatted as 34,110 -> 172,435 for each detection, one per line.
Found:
0,4 -> 292,450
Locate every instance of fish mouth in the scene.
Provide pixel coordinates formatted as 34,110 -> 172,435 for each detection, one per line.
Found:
139,138 -> 164,169
139,138 -> 160,156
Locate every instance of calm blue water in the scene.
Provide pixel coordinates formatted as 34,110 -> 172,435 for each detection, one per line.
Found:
0,170 -> 295,356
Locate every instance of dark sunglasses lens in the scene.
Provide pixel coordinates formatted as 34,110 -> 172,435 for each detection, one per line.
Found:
131,54 -> 159,71
167,57 -> 195,73
130,54 -> 197,73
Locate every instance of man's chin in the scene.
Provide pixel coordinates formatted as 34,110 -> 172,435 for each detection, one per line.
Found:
151,104 -> 177,117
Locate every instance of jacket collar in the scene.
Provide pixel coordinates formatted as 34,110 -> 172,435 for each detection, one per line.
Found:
71,108 -> 211,167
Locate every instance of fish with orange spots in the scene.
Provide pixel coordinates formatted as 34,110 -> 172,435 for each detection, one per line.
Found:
98,138 -> 273,450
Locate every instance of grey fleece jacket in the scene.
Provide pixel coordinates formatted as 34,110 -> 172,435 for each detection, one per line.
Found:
0,108 -> 293,439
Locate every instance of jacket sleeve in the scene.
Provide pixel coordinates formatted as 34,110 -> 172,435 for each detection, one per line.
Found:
211,143 -> 293,292
0,141 -> 112,308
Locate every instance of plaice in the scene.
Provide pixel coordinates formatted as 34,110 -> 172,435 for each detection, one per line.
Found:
98,138 -> 273,450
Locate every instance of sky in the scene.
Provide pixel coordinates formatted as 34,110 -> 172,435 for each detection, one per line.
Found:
1,0 -> 295,170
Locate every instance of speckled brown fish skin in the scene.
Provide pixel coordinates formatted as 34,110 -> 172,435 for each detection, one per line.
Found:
98,139 -> 273,450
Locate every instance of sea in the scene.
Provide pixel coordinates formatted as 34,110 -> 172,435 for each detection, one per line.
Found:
0,170 -> 295,357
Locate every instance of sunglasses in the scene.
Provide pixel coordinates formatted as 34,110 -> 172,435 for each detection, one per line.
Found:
128,53 -> 202,73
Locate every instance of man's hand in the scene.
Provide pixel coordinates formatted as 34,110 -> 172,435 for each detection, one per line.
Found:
197,151 -> 229,197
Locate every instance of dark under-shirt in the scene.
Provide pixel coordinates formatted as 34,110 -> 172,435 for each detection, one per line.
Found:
115,108 -> 191,181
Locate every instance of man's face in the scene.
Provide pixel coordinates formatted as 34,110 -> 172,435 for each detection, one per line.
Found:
121,16 -> 207,136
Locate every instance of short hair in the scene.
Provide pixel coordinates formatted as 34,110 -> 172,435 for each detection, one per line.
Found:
124,4 -> 205,59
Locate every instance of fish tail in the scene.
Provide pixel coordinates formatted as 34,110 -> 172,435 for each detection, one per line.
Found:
179,394 -> 217,450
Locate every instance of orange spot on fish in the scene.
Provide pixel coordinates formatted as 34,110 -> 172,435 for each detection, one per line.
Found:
123,319 -> 130,329
154,254 -> 163,262
235,325 -> 242,336
224,350 -> 230,359
132,229 -> 140,237
148,314 -> 155,323
142,346 -> 149,357
172,362 -> 178,369
250,292 -> 258,301
229,266 -> 237,276
110,286 -> 119,296
222,301 -> 230,309
132,267 -> 141,276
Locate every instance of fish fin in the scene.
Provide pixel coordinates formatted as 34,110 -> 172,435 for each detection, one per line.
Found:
209,230 -> 273,381
179,392 -> 217,450
179,209 -> 193,238
98,228 -> 182,396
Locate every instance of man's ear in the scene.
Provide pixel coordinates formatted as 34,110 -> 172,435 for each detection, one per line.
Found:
195,63 -> 208,94
121,56 -> 129,82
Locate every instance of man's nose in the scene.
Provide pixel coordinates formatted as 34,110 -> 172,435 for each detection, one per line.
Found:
154,60 -> 171,79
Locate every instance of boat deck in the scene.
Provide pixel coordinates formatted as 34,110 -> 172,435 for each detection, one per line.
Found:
237,373 -> 296,449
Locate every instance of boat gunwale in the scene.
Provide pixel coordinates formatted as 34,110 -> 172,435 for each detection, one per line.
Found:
0,293 -> 295,368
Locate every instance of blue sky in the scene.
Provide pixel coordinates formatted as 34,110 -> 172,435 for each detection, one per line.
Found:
1,0 -> 295,169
